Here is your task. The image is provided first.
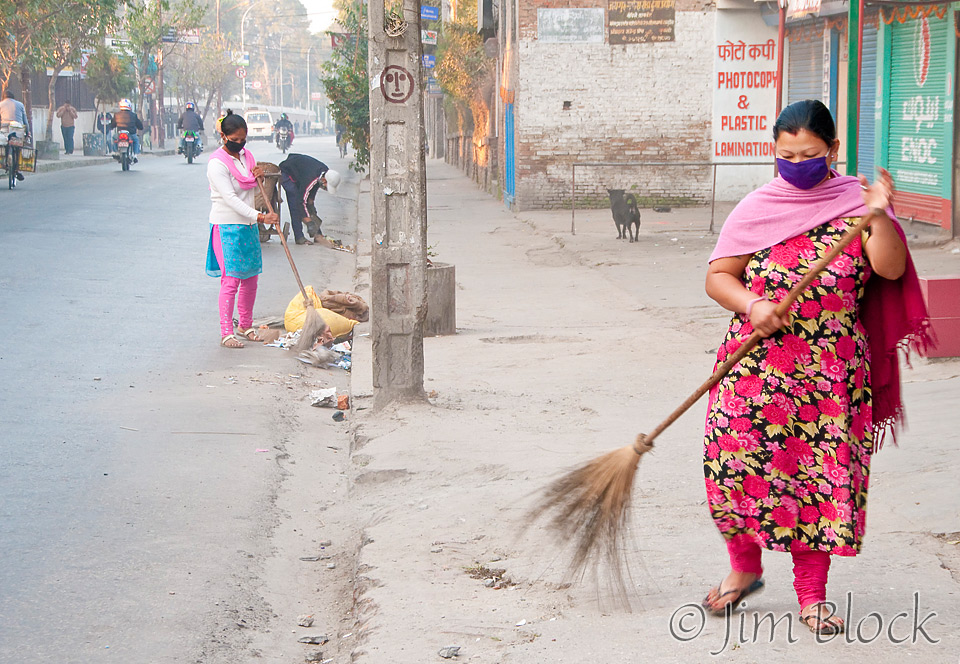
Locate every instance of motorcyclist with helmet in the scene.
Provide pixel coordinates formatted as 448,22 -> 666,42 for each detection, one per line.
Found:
107,99 -> 143,161
273,113 -> 294,149
177,101 -> 205,154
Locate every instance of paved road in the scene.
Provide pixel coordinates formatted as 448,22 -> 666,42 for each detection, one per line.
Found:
0,136 -> 358,662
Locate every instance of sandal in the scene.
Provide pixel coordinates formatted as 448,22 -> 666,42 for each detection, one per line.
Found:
701,578 -> 764,616
800,609 -> 845,635
221,334 -> 245,348
237,327 -> 261,342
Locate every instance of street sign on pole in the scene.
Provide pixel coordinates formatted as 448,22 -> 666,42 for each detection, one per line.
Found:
420,5 -> 439,20
251,81 -> 262,90
162,27 -> 201,44
422,54 -> 436,69
236,67 -> 247,79
421,29 -> 438,44
232,51 -> 250,66
310,92 -> 324,101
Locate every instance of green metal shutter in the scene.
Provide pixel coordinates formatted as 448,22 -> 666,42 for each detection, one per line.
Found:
857,22 -> 878,178
887,14 -> 949,199
787,36 -> 823,105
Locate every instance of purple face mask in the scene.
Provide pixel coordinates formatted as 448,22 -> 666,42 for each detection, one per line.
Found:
777,156 -> 829,189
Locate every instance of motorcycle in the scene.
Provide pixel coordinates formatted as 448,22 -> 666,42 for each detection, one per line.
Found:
113,130 -> 134,171
182,130 -> 201,164
276,127 -> 291,153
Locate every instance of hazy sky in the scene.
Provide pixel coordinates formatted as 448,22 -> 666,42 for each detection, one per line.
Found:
299,0 -> 339,34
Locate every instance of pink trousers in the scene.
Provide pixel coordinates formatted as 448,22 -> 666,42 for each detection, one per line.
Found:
212,225 -> 258,337
726,536 -> 831,610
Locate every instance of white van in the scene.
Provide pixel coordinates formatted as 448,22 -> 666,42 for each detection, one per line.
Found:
244,109 -> 273,141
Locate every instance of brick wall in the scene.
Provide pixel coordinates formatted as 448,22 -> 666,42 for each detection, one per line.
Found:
511,3 -> 716,210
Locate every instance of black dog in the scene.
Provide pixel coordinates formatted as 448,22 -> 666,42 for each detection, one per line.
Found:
607,189 -> 641,242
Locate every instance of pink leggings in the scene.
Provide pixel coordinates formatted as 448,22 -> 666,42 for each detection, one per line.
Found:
212,225 -> 258,337
727,536 -> 831,610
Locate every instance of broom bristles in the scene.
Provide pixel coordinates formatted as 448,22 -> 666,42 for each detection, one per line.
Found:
294,303 -> 326,353
526,434 -> 653,595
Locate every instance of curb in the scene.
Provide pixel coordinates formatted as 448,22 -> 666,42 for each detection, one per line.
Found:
350,177 -> 374,406
36,149 -> 177,174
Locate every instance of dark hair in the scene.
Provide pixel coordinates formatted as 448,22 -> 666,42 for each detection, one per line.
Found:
220,109 -> 246,135
3,90 -> 14,99
772,99 -> 836,146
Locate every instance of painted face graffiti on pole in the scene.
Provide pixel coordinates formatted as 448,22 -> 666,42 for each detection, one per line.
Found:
380,65 -> 414,104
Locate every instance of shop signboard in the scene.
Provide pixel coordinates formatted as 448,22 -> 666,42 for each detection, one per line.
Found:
882,12 -> 953,226
608,0 -> 675,45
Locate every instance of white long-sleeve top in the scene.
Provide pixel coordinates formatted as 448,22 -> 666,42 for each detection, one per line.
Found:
207,150 -> 259,225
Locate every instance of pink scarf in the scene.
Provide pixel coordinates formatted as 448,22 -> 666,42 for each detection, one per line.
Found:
210,146 -> 258,189
712,173 -> 933,444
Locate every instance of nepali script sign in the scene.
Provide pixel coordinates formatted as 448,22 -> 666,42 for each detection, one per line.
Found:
717,39 -> 776,63
537,8 -> 605,43
609,0 -> 676,45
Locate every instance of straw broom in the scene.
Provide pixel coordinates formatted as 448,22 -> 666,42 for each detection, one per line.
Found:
527,213 -> 875,585
255,176 -> 326,353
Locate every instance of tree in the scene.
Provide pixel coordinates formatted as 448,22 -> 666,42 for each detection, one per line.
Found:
38,0 -> 121,141
122,0 -> 205,118
321,0 -> 369,172
0,0 -> 62,95
0,0 -> 74,129
434,11 -> 493,162
85,45 -> 137,109
165,31 -> 232,119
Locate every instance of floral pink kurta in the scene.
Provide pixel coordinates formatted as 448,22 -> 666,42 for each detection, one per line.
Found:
704,218 -> 872,556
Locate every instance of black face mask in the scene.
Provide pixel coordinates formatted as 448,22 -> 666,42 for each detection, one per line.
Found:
224,138 -> 246,153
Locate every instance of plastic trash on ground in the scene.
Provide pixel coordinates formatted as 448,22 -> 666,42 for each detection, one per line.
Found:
310,387 -> 337,407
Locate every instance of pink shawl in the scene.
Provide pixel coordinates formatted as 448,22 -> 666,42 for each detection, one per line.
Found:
711,173 -> 933,444
210,146 -> 258,189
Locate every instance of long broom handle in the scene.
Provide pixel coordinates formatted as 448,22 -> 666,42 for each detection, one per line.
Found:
255,175 -> 311,307
642,213 -> 874,446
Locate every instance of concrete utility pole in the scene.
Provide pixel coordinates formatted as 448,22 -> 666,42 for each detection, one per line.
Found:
368,0 -> 428,407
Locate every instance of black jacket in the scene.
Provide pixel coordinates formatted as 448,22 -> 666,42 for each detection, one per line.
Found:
109,109 -> 143,132
177,109 -> 204,132
279,154 -> 328,221
279,154 -> 327,185
96,112 -> 113,132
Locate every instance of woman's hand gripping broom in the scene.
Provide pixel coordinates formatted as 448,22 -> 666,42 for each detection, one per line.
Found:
527,214 -> 875,585
255,176 -> 326,353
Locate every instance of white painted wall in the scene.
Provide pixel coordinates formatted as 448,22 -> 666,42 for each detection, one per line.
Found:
515,10 -> 716,209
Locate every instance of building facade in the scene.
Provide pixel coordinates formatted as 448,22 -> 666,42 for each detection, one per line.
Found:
497,0 -> 717,210
447,0 -> 959,234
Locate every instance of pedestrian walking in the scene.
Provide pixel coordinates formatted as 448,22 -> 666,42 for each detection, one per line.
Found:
206,110 -> 279,348
700,100 -> 931,634
55,100 -> 78,154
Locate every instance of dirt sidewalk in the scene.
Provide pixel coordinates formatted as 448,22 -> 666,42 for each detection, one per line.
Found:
345,161 -> 960,663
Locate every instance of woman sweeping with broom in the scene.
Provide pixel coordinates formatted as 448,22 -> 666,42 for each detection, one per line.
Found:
700,100 -> 931,633
206,110 -> 279,348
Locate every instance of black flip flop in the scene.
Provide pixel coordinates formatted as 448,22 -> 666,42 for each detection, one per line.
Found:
701,578 -> 765,616
800,612 -> 845,635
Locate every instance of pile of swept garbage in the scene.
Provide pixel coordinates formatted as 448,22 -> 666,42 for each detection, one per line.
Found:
253,288 -> 367,372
